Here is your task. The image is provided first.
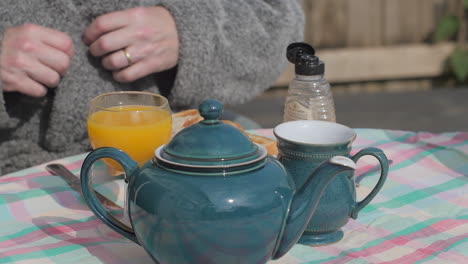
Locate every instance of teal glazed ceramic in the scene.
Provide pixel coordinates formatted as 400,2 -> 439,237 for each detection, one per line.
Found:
80,100 -> 357,264
274,120 -> 389,246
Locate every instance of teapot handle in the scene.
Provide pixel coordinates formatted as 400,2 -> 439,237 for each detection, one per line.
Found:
350,147 -> 389,219
80,147 -> 140,244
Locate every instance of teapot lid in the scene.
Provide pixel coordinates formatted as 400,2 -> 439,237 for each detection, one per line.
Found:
156,100 -> 267,168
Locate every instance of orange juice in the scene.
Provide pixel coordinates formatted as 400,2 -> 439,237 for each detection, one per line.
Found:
87,105 -> 172,169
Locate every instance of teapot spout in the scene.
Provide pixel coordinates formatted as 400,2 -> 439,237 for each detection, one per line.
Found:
273,156 -> 356,259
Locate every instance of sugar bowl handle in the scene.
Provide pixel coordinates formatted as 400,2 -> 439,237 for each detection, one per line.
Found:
80,147 -> 140,244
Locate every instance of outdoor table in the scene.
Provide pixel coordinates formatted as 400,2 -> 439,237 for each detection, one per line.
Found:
0,128 -> 467,264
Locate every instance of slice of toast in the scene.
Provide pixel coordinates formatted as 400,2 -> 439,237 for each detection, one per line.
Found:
244,132 -> 278,156
222,120 -> 244,130
224,120 -> 278,156
171,109 -> 278,156
171,109 -> 204,136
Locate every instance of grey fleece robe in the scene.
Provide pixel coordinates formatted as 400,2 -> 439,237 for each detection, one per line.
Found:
0,0 -> 304,175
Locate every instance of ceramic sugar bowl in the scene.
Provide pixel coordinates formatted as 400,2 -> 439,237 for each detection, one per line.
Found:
80,100 -> 356,264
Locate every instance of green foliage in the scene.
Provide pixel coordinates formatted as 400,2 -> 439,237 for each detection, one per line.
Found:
435,15 -> 459,42
434,5 -> 467,83
450,48 -> 468,82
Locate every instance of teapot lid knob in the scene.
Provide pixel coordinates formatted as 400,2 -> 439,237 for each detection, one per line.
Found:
199,99 -> 223,124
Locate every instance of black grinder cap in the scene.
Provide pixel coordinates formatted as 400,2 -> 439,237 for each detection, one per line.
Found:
286,42 -> 324,76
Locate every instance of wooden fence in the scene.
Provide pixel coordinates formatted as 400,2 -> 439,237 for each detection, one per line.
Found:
275,0 -> 461,87
303,0 -> 459,48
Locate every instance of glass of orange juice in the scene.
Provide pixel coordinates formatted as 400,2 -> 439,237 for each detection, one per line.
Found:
87,91 -> 171,226
87,91 -> 172,174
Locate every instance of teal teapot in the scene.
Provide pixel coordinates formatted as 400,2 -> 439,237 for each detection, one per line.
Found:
80,100 -> 357,264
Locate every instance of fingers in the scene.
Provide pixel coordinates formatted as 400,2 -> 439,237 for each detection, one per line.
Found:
1,57 -> 59,97
6,53 -> 61,89
1,70 -> 47,97
0,24 -> 74,97
37,44 -> 71,76
38,26 -> 74,57
83,10 -> 130,45
109,41 -> 178,82
101,49 -> 130,70
88,27 -> 134,57
14,78 -> 47,97
113,60 -> 156,83
113,51 -> 167,83
84,7 -> 180,83
102,43 -> 149,70
25,60 -> 61,88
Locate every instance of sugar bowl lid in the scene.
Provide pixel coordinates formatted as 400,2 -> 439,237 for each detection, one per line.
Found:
155,100 -> 267,168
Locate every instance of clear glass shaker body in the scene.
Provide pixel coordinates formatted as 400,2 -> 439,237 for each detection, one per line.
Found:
283,74 -> 336,122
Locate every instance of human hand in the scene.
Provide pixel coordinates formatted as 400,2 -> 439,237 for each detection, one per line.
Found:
84,7 -> 180,83
0,24 -> 74,97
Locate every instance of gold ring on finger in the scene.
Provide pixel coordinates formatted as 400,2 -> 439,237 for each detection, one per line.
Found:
123,48 -> 133,66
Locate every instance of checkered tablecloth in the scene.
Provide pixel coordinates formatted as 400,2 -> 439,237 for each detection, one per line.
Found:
1,129 -> 467,264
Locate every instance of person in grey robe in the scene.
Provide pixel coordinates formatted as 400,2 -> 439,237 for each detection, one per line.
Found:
0,0 -> 304,174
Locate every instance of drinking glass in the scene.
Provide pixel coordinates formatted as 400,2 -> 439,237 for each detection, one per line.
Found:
87,91 -> 172,226
87,91 -> 172,173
